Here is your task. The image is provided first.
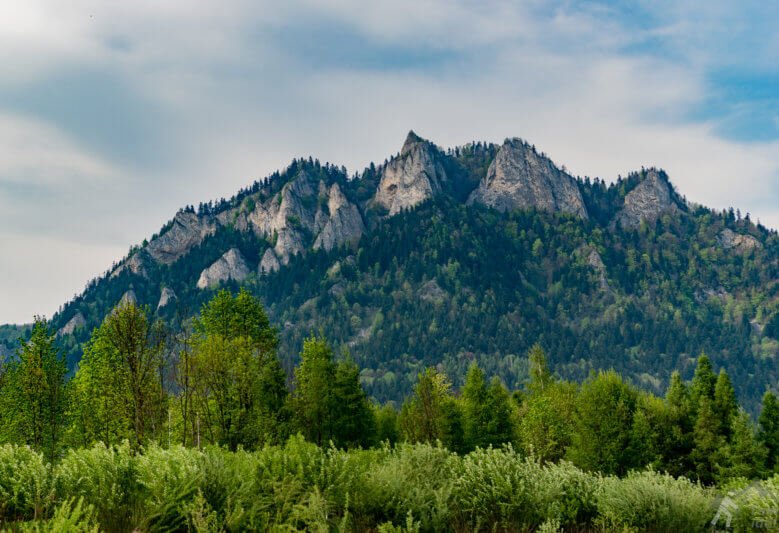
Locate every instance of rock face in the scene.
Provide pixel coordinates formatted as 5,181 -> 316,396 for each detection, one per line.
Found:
147,212 -> 216,264
111,250 -> 150,279
313,183 -> 365,251
58,312 -> 86,336
197,248 -> 251,289
467,139 -> 588,219
157,287 -> 177,310
374,131 -> 447,216
718,229 -> 762,253
259,248 -> 281,274
612,170 -> 679,229
118,290 -> 137,307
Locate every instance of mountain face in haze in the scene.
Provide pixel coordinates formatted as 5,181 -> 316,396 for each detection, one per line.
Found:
42,131 -> 779,411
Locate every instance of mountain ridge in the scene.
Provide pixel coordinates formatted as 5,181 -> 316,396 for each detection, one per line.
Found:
10,131 -> 778,411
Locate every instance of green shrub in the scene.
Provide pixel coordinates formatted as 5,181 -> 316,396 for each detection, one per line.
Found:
0,444 -> 51,522
54,441 -> 141,532
597,470 -> 716,532
19,498 -> 98,533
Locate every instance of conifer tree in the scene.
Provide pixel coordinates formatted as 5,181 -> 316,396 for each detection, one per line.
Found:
713,369 -> 738,438
4,317 -> 67,460
720,410 -> 765,481
691,395 -> 726,484
758,391 -> 779,472
690,354 -> 716,408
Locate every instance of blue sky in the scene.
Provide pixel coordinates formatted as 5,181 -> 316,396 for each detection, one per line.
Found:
0,0 -> 778,324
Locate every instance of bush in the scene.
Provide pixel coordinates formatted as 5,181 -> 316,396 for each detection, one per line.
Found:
0,444 -> 51,523
597,470 -> 716,532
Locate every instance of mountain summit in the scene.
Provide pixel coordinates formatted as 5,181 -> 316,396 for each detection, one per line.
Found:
39,131 -> 777,411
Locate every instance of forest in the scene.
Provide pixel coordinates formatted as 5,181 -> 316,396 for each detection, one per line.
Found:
1,289 -> 779,531
49,160 -> 779,416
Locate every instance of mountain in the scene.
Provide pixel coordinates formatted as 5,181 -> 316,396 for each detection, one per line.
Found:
36,131 -> 779,411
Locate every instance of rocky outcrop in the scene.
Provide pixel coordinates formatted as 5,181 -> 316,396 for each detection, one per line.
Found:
111,250 -> 150,279
197,248 -> 251,289
718,229 -> 762,253
146,212 -> 216,264
577,246 -> 609,290
118,289 -> 137,307
374,131 -> 447,216
244,172 -> 365,264
612,170 -> 680,229
467,139 -> 587,219
157,287 -> 177,310
58,312 -> 86,336
313,183 -> 365,251
259,248 -> 280,274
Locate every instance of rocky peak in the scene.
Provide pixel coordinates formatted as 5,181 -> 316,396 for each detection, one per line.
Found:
146,211 -> 216,264
313,183 -> 366,252
374,131 -> 447,216
467,139 -> 588,219
259,248 -> 281,274
119,289 -> 137,307
612,169 -> 680,229
157,287 -> 177,310
58,312 -> 86,336
110,250 -> 150,279
197,248 -> 251,289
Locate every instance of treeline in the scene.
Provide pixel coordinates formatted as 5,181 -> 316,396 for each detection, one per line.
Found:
2,289 -> 779,490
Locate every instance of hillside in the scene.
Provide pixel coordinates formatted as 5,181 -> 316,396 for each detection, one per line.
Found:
39,131 -> 779,411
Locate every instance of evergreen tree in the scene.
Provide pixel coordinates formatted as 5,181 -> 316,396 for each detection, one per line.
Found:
720,410 -> 766,481
292,336 -> 336,446
713,369 -> 738,438
331,357 -> 376,448
399,368 -> 464,450
3,318 -> 67,460
690,395 -> 726,484
657,371 -> 694,478
758,391 -> 779,472
690,354 -> 716,408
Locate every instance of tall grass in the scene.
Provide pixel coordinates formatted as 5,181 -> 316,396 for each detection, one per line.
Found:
0,438 -> 767,531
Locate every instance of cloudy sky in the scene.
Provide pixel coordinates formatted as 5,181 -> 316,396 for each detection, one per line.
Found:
1,0 -> 778,324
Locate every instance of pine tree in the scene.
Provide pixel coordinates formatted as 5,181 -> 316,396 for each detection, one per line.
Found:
691,395 -> 726,484
5,317 -> 67,460
758,391 -> 779,472
690,354 -> 716,408
713,369 -> 738,439
292,336 -> 336,446
331,357 -> 376,448
720,410 -> 766,481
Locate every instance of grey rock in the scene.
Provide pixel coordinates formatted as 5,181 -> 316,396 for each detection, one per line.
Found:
111,250 -> 150,279
578,246 -> 609,290
418,279 -> 447,303
118,289 -> 137,307
259,248 -> 280,274
613,170 -> 679,229
147,212 -> 216,264
197,248 -> 251,289
467,138 -> 587,219
374,131 -> 447,216
157,287 -> 177,310
718,229 -> 762,252
313,183 -> 365,251
58,312 -> 86,336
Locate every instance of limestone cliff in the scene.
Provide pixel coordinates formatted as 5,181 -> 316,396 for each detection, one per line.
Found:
146,212 -> 216,264
58,312 -> 86,336
374,131 -> 447,216
197,248 -> 251,289
467,139 -> 588,219
612,170 -> 680,229
718,229 -> 762,253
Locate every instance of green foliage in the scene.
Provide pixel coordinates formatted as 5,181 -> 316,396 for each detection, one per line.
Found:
596,470 -> 715,532
1,318 -> 67,461
568,370 -> 638,475
0,444 -> 51,523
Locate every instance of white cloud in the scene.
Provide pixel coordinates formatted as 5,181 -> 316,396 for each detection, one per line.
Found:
1,0 -> 778,323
